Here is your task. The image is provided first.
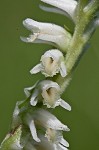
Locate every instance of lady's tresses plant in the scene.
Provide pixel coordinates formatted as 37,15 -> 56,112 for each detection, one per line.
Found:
0,0 -> 99,149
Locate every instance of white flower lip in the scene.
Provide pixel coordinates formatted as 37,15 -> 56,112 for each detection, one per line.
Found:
21,18 -> 71,51
41,0 -> 77,21
30,49 -> 67,77
45,129 -> 69,149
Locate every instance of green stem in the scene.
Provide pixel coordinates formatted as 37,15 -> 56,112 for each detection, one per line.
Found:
66,0 -> 99,74
56,73 -> 72,94
57,0 -> 99,93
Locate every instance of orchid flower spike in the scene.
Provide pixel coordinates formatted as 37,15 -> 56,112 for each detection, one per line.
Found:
30,49 -> 67,77
45,128 -> 69,150
25,109 -> 70,142
24,80 -> 71,111
21,18 -> 71,51
40,0 -> 77,21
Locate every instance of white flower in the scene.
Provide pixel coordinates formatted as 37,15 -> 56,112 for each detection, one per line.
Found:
21,18 -> 71,51
25,109 -> 70,142
30,49 -> 67,77
40,0 -> 77,21
24,80 -> 71,111
45,128 -> 69,150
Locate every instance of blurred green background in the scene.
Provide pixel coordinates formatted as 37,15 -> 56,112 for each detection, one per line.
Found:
0,0 -> 99,149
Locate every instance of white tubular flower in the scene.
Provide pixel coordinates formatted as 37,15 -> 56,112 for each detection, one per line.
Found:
21,18 -> 71,51
45,128 -> 69,150
25,109 -> 69,142
30,49 -> 67,77
41,0 -> 77,21
24,80 -> 71,111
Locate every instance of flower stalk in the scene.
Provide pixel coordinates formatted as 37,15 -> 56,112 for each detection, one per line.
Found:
0,0 -> 99,149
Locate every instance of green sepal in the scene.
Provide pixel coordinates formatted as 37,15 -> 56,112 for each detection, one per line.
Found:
0,125 -> 22,150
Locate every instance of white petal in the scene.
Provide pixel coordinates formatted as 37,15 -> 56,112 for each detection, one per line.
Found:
34,109 -> 70,131
60,137 -> 69,147
24,86 -> 34,97
41,0 -> 77,20
41,49 -> 63,61
49,99 -> 61,108
60,61 -> 67,77
20,34 -> 38,43
24,82 -> 38,97
20,36 -> 51,44
59,99 -> 71,111
30,90 -> 39,106
30,63 -> 42,74
23,19 -> 40,32
29,120 -> 41,142
40,80 -> 60,91
58,143 -> 68,150
20,36 -> 32,43
39,4 -> 67,16
23,18 -> 66,35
